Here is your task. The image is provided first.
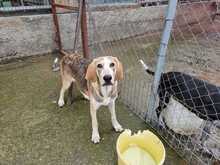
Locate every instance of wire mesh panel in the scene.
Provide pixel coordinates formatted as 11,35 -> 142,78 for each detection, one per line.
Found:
93,0 -> 135,4
0,0 -> 50,12
88,0 -> 165,118
152,72 -> 220,164
150,2 -> 220,164
88,0 -> 220,164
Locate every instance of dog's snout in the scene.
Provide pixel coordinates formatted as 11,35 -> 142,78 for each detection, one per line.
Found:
103,75 -> 112,82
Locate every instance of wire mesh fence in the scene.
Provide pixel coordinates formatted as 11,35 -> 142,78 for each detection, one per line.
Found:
94,0 -> 135,4
0,0 -> 50,11
87,0 -> 220,164
0,0 -> 136,12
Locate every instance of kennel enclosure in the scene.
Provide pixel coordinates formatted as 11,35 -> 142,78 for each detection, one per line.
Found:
84,0 -> 220,164
0,0 -> 220,164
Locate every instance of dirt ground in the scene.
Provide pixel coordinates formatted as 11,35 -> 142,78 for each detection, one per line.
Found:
0,55 -> 186,165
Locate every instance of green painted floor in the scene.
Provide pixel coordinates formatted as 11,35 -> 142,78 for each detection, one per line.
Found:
0,55 -> 186,165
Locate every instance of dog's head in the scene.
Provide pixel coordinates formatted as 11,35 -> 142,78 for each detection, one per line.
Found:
85,56 -> 123,86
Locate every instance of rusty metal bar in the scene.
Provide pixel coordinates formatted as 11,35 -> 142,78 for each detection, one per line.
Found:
73,0 -> 83,52
51,0 -> 89,58
54,3 -> 78,11
81,0 -> 90,59
51,0 -> 62,52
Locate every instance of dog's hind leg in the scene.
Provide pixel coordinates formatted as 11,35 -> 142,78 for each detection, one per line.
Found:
58,76 -> 74,107
67,82 -> 75,105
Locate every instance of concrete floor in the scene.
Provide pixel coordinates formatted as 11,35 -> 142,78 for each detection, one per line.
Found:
0,55 -> 186,165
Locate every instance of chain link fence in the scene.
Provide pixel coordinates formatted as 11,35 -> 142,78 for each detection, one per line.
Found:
87,0 -> 220,164
0,0 -> 136,12
0,0 -> 50,12
1,0 -> 219,164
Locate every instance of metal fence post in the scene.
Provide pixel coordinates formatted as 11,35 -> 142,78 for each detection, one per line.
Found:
51,0 -> 62,52
146,0 -> 178,122
81,0 -> 90,59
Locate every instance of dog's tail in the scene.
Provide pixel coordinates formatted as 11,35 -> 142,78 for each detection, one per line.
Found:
52,57 -> 60,72
139,60 -> 155,76
80,91 -> 90,101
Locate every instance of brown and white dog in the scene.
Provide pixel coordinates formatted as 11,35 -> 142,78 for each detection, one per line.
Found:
58,53 -> 124,143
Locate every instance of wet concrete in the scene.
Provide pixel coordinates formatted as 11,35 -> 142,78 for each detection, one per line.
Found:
0,55 -> 186,165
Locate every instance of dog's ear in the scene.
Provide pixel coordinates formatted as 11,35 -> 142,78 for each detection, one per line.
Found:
113,57 -> 123,81
85,60 -> 97,83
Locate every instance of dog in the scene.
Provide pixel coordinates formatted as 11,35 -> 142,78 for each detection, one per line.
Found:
140,60 -> 220,121
58,53 -> 124,143
140,60 -> 220,160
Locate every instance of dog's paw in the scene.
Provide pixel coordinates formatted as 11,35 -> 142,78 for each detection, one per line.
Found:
58,99 -> 65,107
114,124 -> 124,132
91,133 -> 100,144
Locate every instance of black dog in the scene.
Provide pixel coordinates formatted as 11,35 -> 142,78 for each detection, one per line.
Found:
140,60 -> 220,121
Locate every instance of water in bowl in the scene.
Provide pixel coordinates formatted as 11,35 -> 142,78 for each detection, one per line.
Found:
122,145 -> 156,165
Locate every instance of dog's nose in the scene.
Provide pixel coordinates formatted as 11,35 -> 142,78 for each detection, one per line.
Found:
103,75 -> 112,82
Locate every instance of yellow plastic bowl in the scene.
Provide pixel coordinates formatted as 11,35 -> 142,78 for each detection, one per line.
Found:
116,129 -> 165,165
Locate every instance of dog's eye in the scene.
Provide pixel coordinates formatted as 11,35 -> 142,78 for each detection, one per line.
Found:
110,63 -> 115,67
97,64 -> 103,68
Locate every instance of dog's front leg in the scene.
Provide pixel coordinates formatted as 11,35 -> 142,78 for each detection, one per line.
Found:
108,100 -> 123,132
90,101 -> 100,143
